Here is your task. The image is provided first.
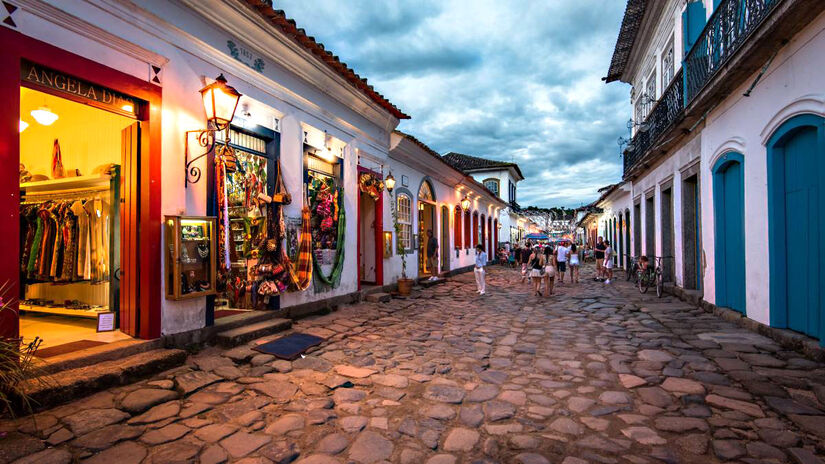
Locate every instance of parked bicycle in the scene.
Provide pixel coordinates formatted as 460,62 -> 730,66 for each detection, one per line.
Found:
637,256 -> 664,297
625,255 -> 639,283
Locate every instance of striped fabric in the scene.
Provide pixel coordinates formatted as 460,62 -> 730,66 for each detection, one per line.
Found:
282,205 -> 313,291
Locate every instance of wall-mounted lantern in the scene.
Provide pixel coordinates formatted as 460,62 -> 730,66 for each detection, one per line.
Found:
385,172 -> 396,193
185,74 -> 242,187
460,195 -> 471,212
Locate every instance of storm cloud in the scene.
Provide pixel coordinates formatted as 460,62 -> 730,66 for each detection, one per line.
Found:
279,0 -> 630,207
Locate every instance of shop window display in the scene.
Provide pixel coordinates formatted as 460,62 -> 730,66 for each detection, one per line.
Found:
17,86 -> 134,351
305,147 -> 345,289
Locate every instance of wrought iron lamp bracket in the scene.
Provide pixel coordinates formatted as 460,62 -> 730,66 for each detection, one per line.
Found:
184,127 -> 236,187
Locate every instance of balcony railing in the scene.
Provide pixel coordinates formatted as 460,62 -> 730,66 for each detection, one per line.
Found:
624,0 -> 783,176
684,0 -> 782,103
623,69 -> 684,175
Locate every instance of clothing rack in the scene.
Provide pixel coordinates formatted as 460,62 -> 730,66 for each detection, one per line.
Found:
21,185 -> 110,203
18,167 -> 121,319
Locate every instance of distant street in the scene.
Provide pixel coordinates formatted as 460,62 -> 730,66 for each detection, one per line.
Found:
4,265 -> 825,464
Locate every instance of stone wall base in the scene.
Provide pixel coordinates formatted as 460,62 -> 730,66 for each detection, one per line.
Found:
664,283 -> 825,362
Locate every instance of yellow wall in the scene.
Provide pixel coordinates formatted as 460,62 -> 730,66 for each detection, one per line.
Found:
20,87 -> 133,179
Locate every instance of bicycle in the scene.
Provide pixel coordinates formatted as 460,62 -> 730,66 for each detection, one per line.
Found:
625,255 -> 639,283
637,256 -> 664,298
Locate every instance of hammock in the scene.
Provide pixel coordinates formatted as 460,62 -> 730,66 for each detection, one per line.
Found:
281,203 -> 313,291
312,197 -> 345,287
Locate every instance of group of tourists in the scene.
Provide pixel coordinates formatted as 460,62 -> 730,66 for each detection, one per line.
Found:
506,240 -> 581,297
471,235 -> 617,296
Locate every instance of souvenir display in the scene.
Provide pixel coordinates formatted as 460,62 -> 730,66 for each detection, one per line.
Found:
358,172 -> 384,200
165,216 -> 216,300
307,175 -> 345,288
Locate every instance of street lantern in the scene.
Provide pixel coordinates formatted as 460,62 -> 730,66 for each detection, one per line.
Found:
185,74 -> 243,187
199,74 -> 241,130
460,195 -> 471,212
385,172 -> 396,193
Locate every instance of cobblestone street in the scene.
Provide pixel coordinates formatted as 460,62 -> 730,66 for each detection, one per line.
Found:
3,265 -> 825,464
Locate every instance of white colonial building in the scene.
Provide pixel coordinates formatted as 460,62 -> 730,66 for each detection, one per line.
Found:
442,152 -> 528,244
603,0 -> 825,348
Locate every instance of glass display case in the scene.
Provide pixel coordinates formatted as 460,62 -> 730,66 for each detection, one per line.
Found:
165,216 -> 217,300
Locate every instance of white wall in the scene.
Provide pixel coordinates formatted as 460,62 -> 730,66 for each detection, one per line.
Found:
15,0 -> 398,335
699,10 -> 825,325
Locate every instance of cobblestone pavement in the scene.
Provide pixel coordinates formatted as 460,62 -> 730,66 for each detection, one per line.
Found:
3,265 -> 825,464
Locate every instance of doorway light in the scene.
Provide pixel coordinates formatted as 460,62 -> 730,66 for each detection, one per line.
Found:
19,120 -> 28,133
31,105 -> 58,126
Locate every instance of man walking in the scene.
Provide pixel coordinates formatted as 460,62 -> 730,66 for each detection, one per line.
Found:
426,230 -> 439,280
555,240 -> 570,284
474,243 -> 487,295
594,236 -> 606,281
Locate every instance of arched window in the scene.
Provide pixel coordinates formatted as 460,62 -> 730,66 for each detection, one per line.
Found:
483,178 -> 500,197
463,210 -> 471,249
454,206 -> 462,249
418,180 -> 434,202
397,193 -> 412,251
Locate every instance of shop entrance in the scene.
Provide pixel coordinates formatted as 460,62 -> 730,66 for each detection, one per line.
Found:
357,169 -> 383,288
359,191 -> 377,284
418,202 -> 436,276
17,86 -> 137,355
213,125 -> 278,318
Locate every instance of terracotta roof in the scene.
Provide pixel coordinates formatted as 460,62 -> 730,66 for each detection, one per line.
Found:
240,0 -> 410,120
393,131 -> 507,206
442,152 -> 525,181
604,0 -> 648,83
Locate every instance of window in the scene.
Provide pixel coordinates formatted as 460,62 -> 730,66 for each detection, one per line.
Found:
454,206 -> 462,249
643,71 -> 656,116
661,38 -> 674,91
463,210 -> 471,249
483,178 -> 500,197
473,212 -> 479,246
645,72 -> 657,113
508,181 -> 516,204
634,98 -> 644,132
397,194 -> 412,250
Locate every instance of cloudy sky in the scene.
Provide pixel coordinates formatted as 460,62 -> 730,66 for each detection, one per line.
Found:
279,0 -> 631,208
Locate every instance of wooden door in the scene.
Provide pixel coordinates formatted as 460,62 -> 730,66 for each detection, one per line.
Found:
120,122 -> 140,336
784,127 -> 819,337
441,206 -> 450,272
713,156 -> 745,313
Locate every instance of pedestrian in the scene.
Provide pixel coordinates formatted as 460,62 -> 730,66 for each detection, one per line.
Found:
594,236 -> 606,281
528,246 -> 545,296
426,230 -> 438,280
555,240 -> 570,284
519,244 -> 530,284
569,242 -> 581,283
543,248 -> 556,296
603,240 -> 614,284
474,243 -> 487,295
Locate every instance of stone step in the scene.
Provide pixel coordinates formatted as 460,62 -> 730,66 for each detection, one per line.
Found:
23,348 -> 187,412
215,318 -> 292,347
366,292 -> 392,303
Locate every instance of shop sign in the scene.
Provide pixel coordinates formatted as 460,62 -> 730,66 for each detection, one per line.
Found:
227,40 -> 265,73
21,60 -> 138,117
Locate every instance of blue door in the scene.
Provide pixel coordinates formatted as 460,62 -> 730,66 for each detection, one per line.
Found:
713,154 -> 745,313
769,114 -> 825,345
783,127 -> 818,337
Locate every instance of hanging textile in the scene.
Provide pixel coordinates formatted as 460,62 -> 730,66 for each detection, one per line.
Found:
312,191 -> 345,287
216,157 -> 231,270
282,203 -> 313,291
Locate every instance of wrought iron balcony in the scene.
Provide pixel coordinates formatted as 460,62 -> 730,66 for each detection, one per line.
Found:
622,69 -> 684,176
684,0 -> 783,103
623,0 -> 788,177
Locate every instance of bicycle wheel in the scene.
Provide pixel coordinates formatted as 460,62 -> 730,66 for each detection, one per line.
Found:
638,271 -> 649,293
626,263 -> 634,281
656,270 -> 663,298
